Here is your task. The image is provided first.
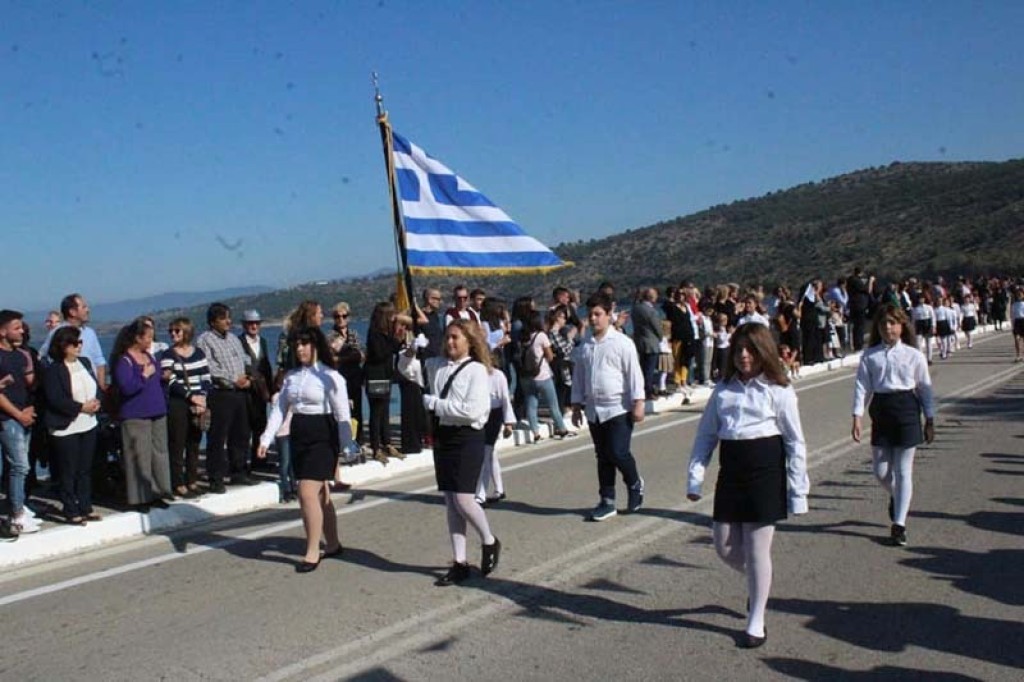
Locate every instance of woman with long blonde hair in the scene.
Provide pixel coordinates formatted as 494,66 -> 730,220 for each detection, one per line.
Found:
400,319 -> 501,585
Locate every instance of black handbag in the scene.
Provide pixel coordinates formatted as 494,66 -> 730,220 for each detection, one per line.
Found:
366,379 -> 392,397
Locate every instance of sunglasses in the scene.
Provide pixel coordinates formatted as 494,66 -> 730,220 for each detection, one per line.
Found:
69,340 -> 84,347
168,328 -> 183,334
334,313 -> 349,319
456,295 -> 469,301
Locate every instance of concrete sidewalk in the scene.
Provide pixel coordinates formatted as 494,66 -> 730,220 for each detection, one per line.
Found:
4,327 -> 993,569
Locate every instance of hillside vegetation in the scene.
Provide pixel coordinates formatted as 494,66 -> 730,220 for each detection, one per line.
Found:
151,159 -> 1024,324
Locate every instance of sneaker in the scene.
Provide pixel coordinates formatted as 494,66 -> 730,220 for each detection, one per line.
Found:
627,478 -> 645,513
890,524 -> 907,547
589,500 -> 617,522
11,512 -> 40,534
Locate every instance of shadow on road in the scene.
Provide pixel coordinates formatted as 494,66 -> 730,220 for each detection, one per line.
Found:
762,657 -> 982,680
771,597 -> 1024,669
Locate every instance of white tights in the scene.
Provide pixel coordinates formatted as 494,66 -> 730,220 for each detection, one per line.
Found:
476,444 -> 504,502
872,446 -> 915,526
713,522 -> 775,637
444,492 -> 495,563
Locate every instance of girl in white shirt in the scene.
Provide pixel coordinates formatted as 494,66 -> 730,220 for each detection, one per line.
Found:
851,304 -> 935,548
911,293 -> 936,363
960,294 -> 978,349
934,297 -> 954,360
475,366 -> 516,506
1012,288 -> 1024,362
687,323 -> 809,649
258,327 -> 352,573
409,319 -> 501,586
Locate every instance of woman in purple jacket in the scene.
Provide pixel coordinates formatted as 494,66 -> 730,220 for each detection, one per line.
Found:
111,318 -> 173,512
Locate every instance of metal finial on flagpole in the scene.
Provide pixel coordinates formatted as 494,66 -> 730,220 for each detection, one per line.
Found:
373,71 -> 385,119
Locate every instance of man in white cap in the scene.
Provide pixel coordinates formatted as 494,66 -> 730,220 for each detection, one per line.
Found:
239,310 -> 273,472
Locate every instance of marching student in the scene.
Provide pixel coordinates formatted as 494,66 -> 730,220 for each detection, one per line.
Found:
960,293 -> 978,349
910,292 -> 936,364
571,292 -> 646,522
934,296 -> 955,360
258,327 -> 351,572
852,303 -> 935,548
687,322 -> 809,649
476,359 -> 515,506
1012,287 -> 1024,363
405,319 -> 501,586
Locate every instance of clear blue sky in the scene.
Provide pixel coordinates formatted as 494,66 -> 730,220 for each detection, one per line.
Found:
3,1 -> 1022,310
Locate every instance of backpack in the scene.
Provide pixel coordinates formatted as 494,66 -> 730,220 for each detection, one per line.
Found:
515,332 -> 542,378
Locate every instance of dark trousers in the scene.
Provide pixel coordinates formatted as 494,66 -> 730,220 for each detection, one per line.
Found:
167,397 -> 201,488
850,308 -> 868,351
589,413 -> 641,501
206,390 -> 250,481
367,394 -> 390,454
641,352 -> 659,398
245,392 -> 268,463
339,365 -> 364,443
51,427 -> 97,518
398,378 -> 424,454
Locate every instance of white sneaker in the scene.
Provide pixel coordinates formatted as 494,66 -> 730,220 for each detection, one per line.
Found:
11,512 -> 40,534
20,505 -> 38,519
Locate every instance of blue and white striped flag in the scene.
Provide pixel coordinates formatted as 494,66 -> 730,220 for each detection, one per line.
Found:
391,131 -> 570,275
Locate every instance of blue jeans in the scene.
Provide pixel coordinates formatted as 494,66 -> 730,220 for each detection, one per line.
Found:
521,376 -> 567,435
276,436 -> 296,499
642,352 -> 660,397
589,413 -> 641,501
1,419 -> 32,516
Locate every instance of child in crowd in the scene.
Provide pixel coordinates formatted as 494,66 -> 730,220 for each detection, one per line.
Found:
657,320 -> 673,396
712,313 -> 732,382
779,343 -> 801,379
825,301 -> 844,360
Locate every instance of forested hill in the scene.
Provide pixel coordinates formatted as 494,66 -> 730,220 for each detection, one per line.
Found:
152,159 -> 1024,323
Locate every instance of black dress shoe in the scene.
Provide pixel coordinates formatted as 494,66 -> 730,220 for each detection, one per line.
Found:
296,558 -> 321,573
150,499 -> 170,510
208,482 -> 227,494
322,545 -> 344,558
481,537 -> 502,576
739,628 -> 767,649
231,475 -> 259,486
134,503 -> 151,514
435,562 -> 471,586
484,492 -> 507,507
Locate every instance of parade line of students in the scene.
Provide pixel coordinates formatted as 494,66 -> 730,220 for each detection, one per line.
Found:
2,273 -> 1021,646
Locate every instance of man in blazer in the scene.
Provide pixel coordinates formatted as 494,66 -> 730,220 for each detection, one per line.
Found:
239,310 -> 273,471
629,288 -> 663,400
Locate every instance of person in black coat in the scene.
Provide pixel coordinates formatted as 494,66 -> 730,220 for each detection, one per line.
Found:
365,302 -> 405,465
239,310 -> 273,469
42,326 -> 102,524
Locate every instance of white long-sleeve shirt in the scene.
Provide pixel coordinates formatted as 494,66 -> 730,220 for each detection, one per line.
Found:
852,341 -> 935,419
419,356 -> 491,430
687,374 -> 809,514
570,327 -> 645,424
260,362 -> 352,450
488,368 -> 516,423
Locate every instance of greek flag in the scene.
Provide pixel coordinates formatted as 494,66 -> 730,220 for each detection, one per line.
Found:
391,131 -> 570,275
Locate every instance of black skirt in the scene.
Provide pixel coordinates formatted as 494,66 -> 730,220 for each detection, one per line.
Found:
1014,319 -> 1024,337
914,320 -> 933,337
433,424 -> 485,493
713,436 -> 787,524
961,316 -> 976,332
936,320 -> 952,337
290,413 -> 339,481
868,391 -> 922,448
483,408 -> 503,446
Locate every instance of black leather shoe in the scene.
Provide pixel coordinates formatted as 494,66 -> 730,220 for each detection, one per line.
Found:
435,562 -> 471,586
484,492 -> 507,507
481,537 -> 502,576
296,558 -> 321,573
739,628 -> 767,649
150,499 -> 170,510
208,482 -> 227,495
322,545 -> 344,559
231,475 -> 259,486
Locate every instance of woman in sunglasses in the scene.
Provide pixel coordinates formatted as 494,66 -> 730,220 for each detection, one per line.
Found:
160,317 -> 211,498
43,326 -> 102,524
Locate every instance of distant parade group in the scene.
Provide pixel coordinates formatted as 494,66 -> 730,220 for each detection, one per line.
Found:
2,271 -> 1021,647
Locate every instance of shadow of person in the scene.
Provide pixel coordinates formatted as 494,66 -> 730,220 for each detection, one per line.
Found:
337,546 -> 439,579
899,546 -> 1024,606
763,656 -> 982,680
771,597 -> 1024,669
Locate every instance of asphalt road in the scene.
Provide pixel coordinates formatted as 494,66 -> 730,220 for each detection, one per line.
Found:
1,332 -> 1022,681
